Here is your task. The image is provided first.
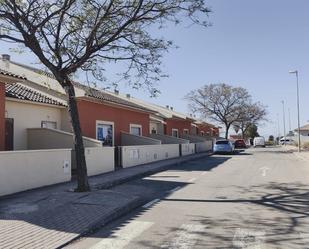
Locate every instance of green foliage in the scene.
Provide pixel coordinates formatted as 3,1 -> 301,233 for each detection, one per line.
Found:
244,123 -> 259,139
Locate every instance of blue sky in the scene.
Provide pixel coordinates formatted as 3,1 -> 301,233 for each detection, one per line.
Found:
1,0 -> 309,137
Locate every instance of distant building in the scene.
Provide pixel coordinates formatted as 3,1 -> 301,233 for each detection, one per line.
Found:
294,124 -> 309,136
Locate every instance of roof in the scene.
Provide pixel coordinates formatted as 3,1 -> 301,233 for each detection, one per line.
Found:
6,83 -> 66,107
0,60 -> 154,113
107,92 -> 193,120
0,69 -> 26,80
296,124 -> 309,131
74,82 -> 155,113
194,120 -> 216,128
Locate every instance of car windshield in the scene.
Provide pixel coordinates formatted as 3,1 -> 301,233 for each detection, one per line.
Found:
216,140 -> 229,145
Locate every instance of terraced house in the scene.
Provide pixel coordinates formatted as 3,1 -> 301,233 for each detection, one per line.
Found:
0,55 -> 220,197
0,54 -> 220,150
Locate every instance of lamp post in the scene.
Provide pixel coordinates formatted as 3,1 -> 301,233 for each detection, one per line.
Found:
289,70 -> 301,152
281,100 -> 286,145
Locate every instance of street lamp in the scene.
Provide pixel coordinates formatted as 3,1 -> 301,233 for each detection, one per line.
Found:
289,70 -> 301,152
281,100 -> 286,145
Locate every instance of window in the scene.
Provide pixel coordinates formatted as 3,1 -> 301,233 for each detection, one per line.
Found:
216,140 -> 229,145
41,121 -> 57,129
130,124 -> 142,136
96,121 -> 114,146
183,129 -> 189,135
172,128 -> 179,137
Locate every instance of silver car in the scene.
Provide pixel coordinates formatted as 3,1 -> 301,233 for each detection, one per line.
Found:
213,140 -> 235,154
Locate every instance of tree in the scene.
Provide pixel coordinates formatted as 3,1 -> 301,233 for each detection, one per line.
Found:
234,102 -> 267,139
0,0 -> 211,191
186,83 -> 251,139
244,123 -> 259,139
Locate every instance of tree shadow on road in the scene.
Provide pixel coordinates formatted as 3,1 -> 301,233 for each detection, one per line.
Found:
159,182 -> 309,248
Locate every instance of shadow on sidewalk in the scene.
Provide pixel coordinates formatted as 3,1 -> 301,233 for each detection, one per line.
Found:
0,153 -> 230,248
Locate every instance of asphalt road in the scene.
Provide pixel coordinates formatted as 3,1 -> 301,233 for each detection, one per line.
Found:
65,147 -> 309,249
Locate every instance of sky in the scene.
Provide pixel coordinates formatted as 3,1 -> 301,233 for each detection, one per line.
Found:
1,0 -> 309,138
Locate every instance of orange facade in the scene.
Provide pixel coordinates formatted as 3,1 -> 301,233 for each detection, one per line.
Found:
77,99 -> 150,146
197,123 -> 220,137
165,119 -> 192,137
197,124 -> 212,136
0,83 -> 5,150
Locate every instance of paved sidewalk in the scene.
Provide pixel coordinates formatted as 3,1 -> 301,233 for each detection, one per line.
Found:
0,152 -> 211,249
293,151 -> 309,162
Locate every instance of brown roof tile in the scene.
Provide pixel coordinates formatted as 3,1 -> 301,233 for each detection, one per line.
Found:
6,83 -> 65,107
74,82 -> 154,113
0,69 -> 26,80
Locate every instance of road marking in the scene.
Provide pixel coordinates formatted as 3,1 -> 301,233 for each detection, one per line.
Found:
259,167 -> 270,177
160,224 -> 205,249
89,221 -> 153,249
143,198 -> 161,208
167,186 -> 182,193
188,178 -> 196,183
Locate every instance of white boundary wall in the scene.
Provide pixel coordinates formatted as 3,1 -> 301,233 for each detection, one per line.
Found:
195,140 -> 213,153
72,147 -> 115,176
0,149 -> 71,197
121,144 -> 179,168
181,143 -> 196,156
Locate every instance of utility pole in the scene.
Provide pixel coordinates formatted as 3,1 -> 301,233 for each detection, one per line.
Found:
288,108 -> 291,133
281,100 -> 286,145
277,113 -> 280,145
289,70 -> 301,152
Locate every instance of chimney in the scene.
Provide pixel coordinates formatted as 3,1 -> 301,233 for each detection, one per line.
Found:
126,93 -> 131,99
2,54 -> 10,69
2,54 -> 10,61
114,89 -> 119,95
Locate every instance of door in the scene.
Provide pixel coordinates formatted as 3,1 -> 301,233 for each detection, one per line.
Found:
5,118 -> 14,151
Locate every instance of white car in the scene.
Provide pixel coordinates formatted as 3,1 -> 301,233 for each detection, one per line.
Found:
279,138 -> 294,145
213,140 -> 235,154
253,136 -> 265,147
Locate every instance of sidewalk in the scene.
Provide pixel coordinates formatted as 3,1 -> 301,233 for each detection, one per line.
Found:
0,152 -> 211,249
293,151 -> 309,162
280,145 -> 309,162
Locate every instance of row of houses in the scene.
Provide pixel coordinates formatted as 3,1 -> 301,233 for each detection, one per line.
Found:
0,54 -> 219,151
0,54 -> 219,197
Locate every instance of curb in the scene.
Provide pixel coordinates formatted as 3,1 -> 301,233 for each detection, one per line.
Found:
59,152 -> 212,248
58,196 -> 144,249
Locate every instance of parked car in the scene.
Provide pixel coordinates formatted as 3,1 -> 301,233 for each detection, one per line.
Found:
279,137 -> 294,145
253,136 -> 265,147
234,139 -> 247,149
214,140 -> 235,154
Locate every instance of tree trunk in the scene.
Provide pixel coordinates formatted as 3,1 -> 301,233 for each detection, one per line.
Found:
241,128 -> 245,139
63,81 -> 90,192
225,124 -> 230,139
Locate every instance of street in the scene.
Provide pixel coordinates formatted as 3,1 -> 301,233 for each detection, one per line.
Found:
65,147 -> 309,249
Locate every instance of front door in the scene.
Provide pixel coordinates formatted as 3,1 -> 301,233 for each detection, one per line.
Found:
5,118 -> 14,151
